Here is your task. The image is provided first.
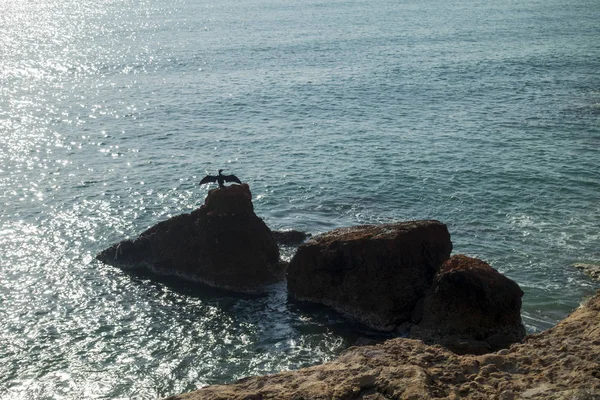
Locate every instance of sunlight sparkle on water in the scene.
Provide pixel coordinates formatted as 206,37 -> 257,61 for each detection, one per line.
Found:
1,0 -> 599,398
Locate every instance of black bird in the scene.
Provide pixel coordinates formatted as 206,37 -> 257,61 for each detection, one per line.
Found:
199,169 -> 242,188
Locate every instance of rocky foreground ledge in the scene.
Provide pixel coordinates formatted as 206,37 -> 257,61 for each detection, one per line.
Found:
168,290 -> 600,399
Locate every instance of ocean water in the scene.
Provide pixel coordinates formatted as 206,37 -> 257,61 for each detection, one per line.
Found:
1,0 -> 599,397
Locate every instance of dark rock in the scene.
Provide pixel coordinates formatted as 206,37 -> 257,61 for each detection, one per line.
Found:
411,254 -> 526,354
272,230 -> 310,246
203,183 -> 254,216
287,220 -> 452,331
96,184 -> 282,294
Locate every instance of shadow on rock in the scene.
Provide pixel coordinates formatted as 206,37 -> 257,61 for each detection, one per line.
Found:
96,184 -> 282,294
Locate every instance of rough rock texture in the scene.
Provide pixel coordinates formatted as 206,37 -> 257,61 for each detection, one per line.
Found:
168,291 -> 600,400
574,263 -> 600,281
411,255 -> 526,354
287,221 -> 452,331
96,184 -> 281,293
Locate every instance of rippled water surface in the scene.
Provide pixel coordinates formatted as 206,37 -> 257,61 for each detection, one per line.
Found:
1,0 -> 599,398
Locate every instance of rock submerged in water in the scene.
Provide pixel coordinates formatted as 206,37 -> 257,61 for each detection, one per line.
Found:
96,184 -> 282,294
573,263 -> 600,281
411,255 -> 526,354
271,229 -> 310,246
287,220 -> 453,331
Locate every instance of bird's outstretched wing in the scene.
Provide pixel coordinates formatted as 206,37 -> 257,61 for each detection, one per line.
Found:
223,174 -> 242,184
199,175 -> 217,185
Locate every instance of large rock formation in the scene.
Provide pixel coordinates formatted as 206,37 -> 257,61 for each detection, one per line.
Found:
96,184 -> 282,293
411,255 -> 526,354
166,291 -> 600,400
287,220 -> 453,331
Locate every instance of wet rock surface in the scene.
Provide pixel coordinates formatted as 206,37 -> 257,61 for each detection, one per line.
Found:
96,184 -> 282,293
573,263 -> 600,281
166,291 -> 600,400
287,220 -> 453,331
411,255 -> 526,354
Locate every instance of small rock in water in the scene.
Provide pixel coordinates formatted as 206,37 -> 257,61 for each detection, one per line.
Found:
271,229 -> 310,246
573,263 -> 600,281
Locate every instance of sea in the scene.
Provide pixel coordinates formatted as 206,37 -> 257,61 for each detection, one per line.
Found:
1,0 -> 599,398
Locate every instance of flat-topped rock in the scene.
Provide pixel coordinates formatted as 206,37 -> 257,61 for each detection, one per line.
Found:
96,184 -> 282,293
287,220 -> 453,331
411,255 -> 526,354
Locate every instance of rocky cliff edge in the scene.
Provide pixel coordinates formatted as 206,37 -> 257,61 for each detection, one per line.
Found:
166,290 -> 600,400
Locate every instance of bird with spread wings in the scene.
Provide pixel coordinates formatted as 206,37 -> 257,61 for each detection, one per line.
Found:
199,169 -> 242,188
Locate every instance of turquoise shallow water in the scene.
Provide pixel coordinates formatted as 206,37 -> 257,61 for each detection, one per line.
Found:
1,0 -> 599,398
